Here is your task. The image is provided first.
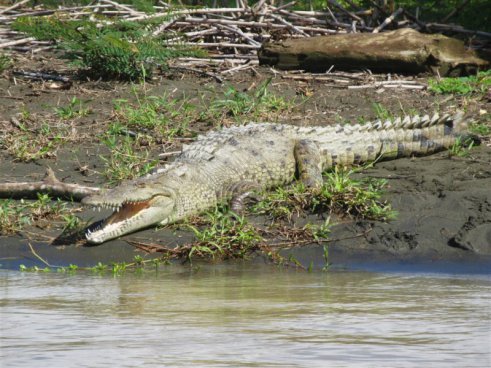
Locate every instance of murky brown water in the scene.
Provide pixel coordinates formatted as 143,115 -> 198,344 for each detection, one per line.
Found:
1,265 -> 490,367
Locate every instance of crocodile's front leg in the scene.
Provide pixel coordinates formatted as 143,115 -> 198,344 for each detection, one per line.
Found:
294,139 -> 323,190
227,181 -> 261,213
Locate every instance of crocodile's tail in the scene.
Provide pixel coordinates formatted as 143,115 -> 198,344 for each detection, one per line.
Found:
450,110 -> 480,146
383,110 -> 478,158
315,110 -> 478,167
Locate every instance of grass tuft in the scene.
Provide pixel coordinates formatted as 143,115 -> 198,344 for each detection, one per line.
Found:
428,70 -> 491,95
210,78 -> 293,122
55,97 -> 91,120
0,54 -> 12,73
0,194 -> 79,235
186,208 -> 263,261
0,119 -> 73,162
112,93 -> 195,138
100,135 -> 159,183
253,166 -> 396,222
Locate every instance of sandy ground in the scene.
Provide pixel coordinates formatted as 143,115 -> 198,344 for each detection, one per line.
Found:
0,51 -> 490,272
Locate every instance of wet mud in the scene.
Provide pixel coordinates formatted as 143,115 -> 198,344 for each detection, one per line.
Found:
0,52 -> 490,273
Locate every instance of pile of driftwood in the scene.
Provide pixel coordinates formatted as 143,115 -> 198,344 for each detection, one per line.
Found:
0,0 -> 489,82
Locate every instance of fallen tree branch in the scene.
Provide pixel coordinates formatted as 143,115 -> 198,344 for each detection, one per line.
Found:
0,0 -> 30,15
0,37 -> 34,49
426,23 -> 491,38
348,83 -> 425,90
99,0 -> 143,16
12,70 -> 70,82
373,7 -> 403,33
0,168 -> 100,201
0,1 -> 488,76
328,0 -> 364,24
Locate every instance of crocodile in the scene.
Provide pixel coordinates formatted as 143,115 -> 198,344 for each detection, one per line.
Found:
82,111 -> 473,244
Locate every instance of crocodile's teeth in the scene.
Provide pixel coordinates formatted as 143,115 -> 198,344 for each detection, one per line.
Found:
383,119 -> 392,129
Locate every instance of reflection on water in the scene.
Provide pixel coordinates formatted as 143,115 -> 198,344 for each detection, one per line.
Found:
1,265 -> 490,367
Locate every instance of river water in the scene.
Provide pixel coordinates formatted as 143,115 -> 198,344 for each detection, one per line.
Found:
1,265 -> 490,367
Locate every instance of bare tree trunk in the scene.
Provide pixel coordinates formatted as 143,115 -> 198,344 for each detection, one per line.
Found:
259,28 -> 489,76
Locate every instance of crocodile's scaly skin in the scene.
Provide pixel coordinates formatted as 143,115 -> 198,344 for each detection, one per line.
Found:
83,112 -> 470,243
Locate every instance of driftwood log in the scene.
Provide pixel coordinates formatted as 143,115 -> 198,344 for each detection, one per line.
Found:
0,168 -> 99,201
258,28 -> 490,76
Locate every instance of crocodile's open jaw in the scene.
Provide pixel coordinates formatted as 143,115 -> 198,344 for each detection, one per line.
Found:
83,195 -> 174,244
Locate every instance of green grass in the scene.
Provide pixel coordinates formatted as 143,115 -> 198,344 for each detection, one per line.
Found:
186,208 -> 263,261
0,54 -> 12,73
0,194 -> 78,235
210,78 -> 293,122
469,121 -> 491,136
372,102 -> 394,121
428,70 -> 491,95
322,167 -> 396,221
101,91 -> 205,183
113,93 -> 195,138
253,166 -> 396,222
1,122 -> 67,162
55,97 -> 91,120
448,137 -> 476,157
100,135 -> 159,183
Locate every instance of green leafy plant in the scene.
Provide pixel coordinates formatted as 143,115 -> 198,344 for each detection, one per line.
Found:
372,102 -> 393,121
0,194 -> 77,235
12,15 -> 205,80
1,122 -> 66,162
321,167 -> 396,220
469,122 -> 491,136
448,137 -> 476,157
61,214 -> 81,231
304,218 -> 332,241
113,94 -> 195,138
211,78 -> 292,120
253,166 -> 396,222
100,135 -> 158,183
0,53 -> 12,73
186,208 -> 263,261
428,70 -> 491,95
55,97 -> 90,119
253,182 -> 309,221
0,199 -> 31,233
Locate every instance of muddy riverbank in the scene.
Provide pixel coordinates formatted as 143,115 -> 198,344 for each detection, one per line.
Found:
0,51 -> 490,272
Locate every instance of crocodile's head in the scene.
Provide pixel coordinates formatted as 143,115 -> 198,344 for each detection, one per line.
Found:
82,180 -> 176,244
